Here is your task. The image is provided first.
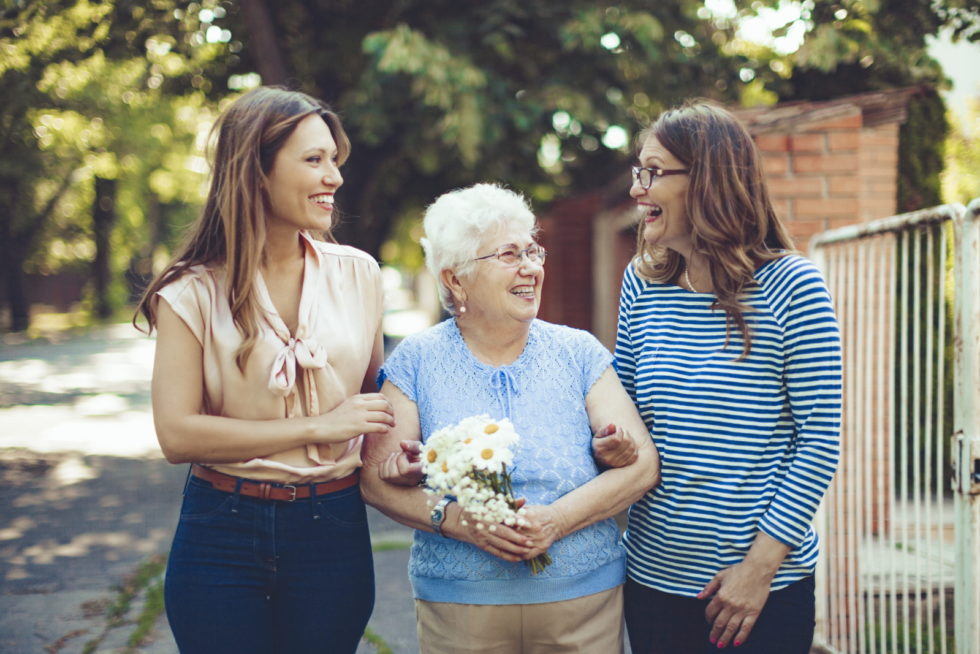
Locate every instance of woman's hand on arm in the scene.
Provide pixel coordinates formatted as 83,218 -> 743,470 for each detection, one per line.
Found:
592,423 -> 638,468
377,440 -> 424,486
320,321 -> 396,445
359,381 -> 434,530
317,392 -> 394,442
151,300 -> 392,464
700,532 -> 791,648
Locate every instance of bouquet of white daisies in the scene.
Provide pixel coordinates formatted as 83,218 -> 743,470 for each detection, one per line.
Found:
420,414 -> 552,574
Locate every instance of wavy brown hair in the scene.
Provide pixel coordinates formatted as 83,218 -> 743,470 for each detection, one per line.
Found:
634,100 -> 795,358
134,86 -> 350,370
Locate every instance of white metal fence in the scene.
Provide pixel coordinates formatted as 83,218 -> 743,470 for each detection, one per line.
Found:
810,199 -> 980,654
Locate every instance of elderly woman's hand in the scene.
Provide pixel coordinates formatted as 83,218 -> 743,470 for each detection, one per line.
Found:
447,505 -> 534,563
377,440 -> 424,486
517,504 -> 567,561
592,423 -> 639,468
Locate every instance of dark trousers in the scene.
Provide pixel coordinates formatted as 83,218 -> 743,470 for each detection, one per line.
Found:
625,575 -> 815,654
164,475 -> 375,653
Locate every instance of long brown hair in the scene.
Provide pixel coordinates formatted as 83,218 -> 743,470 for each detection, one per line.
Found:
134,86 -> 350,370
633,100 -> 795,357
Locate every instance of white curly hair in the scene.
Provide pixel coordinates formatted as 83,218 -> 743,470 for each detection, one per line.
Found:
420,183 -> 538,314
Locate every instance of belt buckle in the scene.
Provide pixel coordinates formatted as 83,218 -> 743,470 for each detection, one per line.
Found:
283,485 -> 298,502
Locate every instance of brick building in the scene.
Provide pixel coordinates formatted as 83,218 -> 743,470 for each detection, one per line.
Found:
537,86 -> 929,347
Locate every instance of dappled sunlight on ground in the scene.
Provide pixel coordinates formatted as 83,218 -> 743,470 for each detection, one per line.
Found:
0,451 -> 182,592
0,406 -> 159,456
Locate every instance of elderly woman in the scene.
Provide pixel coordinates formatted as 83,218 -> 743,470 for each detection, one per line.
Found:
361,183 -> 659,653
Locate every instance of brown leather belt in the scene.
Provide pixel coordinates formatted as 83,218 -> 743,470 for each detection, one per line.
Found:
191,464 -> 359,502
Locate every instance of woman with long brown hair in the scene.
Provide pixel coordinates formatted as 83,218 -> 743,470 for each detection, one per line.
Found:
134,86 -> 392,653
616,101 -> 842,653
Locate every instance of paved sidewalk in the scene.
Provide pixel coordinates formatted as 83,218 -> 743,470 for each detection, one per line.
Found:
0,325 -> 418,653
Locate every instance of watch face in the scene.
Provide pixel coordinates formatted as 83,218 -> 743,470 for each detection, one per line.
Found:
432,508 -> 445,523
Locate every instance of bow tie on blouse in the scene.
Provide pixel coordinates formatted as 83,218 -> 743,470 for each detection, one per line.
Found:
267,330 -> 335,465
268,336 -> 328,398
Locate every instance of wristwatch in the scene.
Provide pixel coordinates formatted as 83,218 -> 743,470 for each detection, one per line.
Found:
430,497 -> 455,537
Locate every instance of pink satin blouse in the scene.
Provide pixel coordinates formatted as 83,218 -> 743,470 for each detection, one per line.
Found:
155,232 -> 384,483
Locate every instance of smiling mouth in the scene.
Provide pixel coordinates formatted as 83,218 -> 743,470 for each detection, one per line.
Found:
309,194 -> 334,210
511,287 -> 535,299
642,204 -> 663,220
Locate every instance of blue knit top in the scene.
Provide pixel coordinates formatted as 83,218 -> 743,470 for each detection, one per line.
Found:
379,318 -> 626,605
615,255 -> 841,597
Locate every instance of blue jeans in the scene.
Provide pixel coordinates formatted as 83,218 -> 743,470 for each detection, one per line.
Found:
625,575 -> 815,654
164,474 -> 374,653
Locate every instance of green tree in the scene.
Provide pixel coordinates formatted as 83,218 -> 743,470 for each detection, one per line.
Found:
6,0 -> 975,332
0,0 -> 234,330
716,1 -> 978,212
212,0 -> 748,258
942,99 -> 980,204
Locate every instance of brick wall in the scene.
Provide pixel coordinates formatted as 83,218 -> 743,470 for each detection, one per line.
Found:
755,109 -> 900,250
536,191 -> 602,331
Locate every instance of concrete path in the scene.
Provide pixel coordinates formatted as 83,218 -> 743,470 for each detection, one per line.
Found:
0,325 -> 418,654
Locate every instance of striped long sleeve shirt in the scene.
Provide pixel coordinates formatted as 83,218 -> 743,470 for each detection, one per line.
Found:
615,254 -> 841,597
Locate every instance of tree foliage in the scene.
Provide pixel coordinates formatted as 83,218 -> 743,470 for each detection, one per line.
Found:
719,0 -> 979,101
0,0 -> 235,329
942,99 -> 980,204
2,0 -> 976,331
212,0 -> 749,256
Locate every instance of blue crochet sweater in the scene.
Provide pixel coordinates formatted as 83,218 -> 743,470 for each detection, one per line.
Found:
379,318 -> 625,605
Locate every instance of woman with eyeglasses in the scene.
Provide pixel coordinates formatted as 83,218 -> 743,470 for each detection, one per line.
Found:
617,101 -> 841,653
361,182 -> 660,653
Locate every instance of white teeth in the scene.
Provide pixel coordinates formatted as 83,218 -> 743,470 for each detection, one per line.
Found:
511,288 -> 535,298
650,206 -> 662,217
310,194 -> 334,205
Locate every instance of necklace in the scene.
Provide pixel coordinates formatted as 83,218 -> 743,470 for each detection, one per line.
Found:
683,264 -> 700,293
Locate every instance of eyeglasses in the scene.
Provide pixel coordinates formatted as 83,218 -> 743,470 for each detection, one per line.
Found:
631,165 -> 689,190
473,243 -> 547,266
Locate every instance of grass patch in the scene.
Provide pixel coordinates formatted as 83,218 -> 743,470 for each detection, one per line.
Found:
362,626 -> 395,654
372,539 -> 412,552
81,553 -> 167,654
126,574 -> 165,649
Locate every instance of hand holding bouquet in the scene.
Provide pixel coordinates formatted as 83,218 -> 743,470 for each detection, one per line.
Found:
420,414 -> 552,574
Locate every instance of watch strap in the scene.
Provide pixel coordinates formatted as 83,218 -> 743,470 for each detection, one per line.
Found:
430,496 -> 454,537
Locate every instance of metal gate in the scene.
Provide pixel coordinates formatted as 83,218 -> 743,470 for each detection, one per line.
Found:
809,199 -> 980,654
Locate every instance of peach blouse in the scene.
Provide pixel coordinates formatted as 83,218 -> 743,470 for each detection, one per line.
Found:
155,232 -> 384,483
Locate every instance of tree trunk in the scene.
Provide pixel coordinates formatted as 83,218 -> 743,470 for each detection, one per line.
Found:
1,239 -> 30,332
0,172 -> 75,331
239,0 -> 289,85
92,176 -> 117,320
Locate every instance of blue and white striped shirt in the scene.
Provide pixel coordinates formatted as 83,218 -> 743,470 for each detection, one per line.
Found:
615,254 -> 841,597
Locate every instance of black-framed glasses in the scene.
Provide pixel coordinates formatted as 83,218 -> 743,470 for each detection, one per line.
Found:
473,243 -> 547,266
631,165 -> 689,189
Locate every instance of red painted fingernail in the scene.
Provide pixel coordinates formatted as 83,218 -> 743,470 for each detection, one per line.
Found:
717,642 -> 726,649
709,637 -> 716,644
734,641 -> 742,647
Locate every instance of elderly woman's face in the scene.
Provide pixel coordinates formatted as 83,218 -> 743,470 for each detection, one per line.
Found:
460,224 -> 544,326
